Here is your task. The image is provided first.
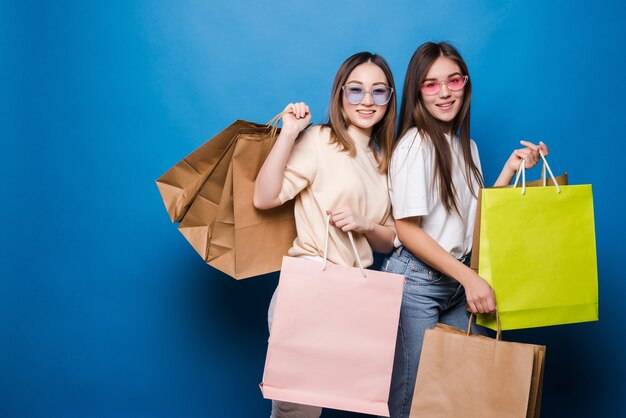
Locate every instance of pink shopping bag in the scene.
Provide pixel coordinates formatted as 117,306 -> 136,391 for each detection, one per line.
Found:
260,229 -> 404,416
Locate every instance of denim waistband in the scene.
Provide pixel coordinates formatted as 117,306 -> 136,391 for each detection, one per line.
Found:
392,245 -> 471,268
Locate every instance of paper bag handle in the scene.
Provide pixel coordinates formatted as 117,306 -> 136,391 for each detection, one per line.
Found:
265,112 -> 286,139
266,109 -> 313,140
513,149 -> 561,195
322,213 -> 367,277
468,312 -> 502,340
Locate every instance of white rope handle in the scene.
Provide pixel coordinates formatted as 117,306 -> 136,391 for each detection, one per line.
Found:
513,159 -> 527,195
348,231 -> 366,277
322,213 -> 367,277
512,146 -> 561,195
538,149 -> 561,193
322,213 -> 331,270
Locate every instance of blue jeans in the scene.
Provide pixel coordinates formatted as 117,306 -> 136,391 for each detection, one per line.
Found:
381,246 -> 487,418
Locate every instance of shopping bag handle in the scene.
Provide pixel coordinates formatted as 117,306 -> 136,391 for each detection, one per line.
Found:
266,110 -> 313,140
322,213 -> 367,277
265,112 -> 285,139
512,149 -> 561,195
468,312 -> 502,340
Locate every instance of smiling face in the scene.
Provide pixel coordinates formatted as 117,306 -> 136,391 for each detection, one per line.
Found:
421,56 -> 465,125
341,62 -> 390,136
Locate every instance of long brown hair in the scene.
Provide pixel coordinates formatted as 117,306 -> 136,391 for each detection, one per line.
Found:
397,42 -> 484,214
324,52 -> 397,173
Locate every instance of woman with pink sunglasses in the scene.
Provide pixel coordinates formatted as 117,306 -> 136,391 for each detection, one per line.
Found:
382,42 -> 548,418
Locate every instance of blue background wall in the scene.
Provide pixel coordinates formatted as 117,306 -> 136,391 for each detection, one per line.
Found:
2,0 -> 625,417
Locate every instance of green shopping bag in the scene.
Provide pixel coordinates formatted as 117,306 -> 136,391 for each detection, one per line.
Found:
476,155 -> 598,330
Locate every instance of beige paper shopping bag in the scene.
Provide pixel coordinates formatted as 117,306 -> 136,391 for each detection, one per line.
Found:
411,315 -> 546,418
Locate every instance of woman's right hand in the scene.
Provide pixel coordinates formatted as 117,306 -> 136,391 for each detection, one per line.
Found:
464,274 -> 497,314
505,140 -> 549,172
281,102 -> 311,136
494,140 -> 550,187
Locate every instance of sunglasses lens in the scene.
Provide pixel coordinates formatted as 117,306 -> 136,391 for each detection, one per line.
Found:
447,76 -> 467,91
421,81 -> 440,95
344,85 -> 392,105
421,76 -> 467,95
344,86 -> 364,104
372,87 -> 392,105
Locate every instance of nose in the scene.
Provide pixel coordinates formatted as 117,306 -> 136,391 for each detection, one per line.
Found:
438,81 -> 451,98
361,91 -> 374,105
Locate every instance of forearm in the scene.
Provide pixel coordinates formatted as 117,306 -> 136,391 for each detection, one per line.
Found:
493,164 -> 516,187
253,129 -> 299,209
363,223 -> 395,254
396,217 -> 496,313
395,218 -> 478,286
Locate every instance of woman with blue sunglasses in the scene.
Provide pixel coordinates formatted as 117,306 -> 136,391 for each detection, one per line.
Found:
254,52 -> 397,418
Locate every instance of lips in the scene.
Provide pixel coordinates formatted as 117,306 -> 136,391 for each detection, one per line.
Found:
435,100 -> 456,113
436,101 -> 455,110
356,109 -> 376,119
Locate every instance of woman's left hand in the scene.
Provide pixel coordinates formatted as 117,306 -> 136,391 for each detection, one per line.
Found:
326,208 -> 373,234
505,140 -> 549,172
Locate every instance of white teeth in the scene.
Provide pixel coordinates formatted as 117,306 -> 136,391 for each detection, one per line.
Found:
437,102 -> 453,108
357,110 -> 375,114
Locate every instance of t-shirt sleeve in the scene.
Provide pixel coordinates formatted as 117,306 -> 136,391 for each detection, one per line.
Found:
277,126 -> 319,204
470,139 -> 483,177
388,131 -> 430,219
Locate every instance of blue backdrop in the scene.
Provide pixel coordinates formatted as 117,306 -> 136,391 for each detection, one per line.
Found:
2,0 -> 625,417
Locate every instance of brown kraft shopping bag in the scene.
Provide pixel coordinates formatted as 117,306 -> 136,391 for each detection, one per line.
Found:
410,315 -> 546,418
159,115 -> 297,279
156,120 -> 257,222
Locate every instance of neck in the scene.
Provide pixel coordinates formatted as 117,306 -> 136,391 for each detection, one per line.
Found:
347,124 -> 372,147
351,125 -> 372,137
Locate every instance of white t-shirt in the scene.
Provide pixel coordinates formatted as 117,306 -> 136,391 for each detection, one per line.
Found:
388,127 -> 482,259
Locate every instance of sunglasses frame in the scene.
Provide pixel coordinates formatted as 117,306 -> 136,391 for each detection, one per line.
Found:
342,84 -> 394,105
420,75 -> 469,96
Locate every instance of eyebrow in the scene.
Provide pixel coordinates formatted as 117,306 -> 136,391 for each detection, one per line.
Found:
423,72 -> 462,81
345,80 -> 389,86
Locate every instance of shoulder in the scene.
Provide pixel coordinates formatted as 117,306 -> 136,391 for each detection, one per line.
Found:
292,124 -> 330,150
393,127 -> 431,161
297,124 -> 330,142
390,128 -> 431,176
395,127 -> 425,150
451,134 -> 478,154
469,138 -> 479,154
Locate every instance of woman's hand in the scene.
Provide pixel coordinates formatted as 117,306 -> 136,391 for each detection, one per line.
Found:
494,141 -> 550,187
327,208 -> 394,253
253,102 -> 311,210
505,140 -> 550,172
281,102 -> 311,136
326,208 -> 373,234
463,274 -> 497,314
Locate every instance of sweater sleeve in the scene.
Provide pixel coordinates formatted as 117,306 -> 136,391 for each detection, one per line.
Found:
277,125 -> 320,204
